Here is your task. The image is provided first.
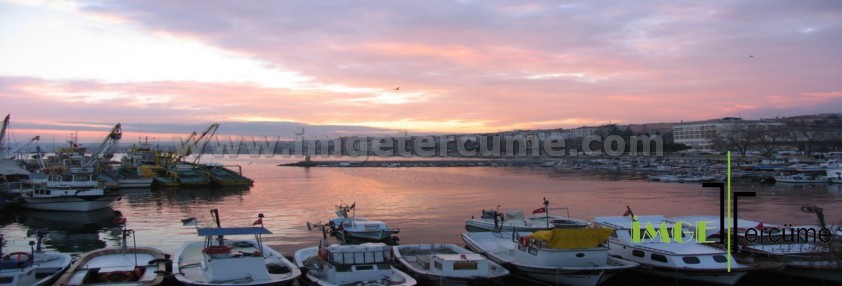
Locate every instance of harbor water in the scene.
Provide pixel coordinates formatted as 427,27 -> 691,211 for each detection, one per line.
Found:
1,156 -> 840,285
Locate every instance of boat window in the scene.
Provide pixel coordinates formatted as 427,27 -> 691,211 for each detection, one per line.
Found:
454,261 -> 478,270
682,257 -> 701,264
0,277 -> 13,283
713,255 -> 727,263
45,190 -> 51,195
632,250 -> 644,257
335,265 -> 352,272
376,263 -> 391,270
355,265 -> 374,271
650,254 -> 668,263
434,260 -> 443,270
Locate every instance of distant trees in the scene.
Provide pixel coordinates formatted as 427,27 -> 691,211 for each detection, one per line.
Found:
712,117 -> 842,157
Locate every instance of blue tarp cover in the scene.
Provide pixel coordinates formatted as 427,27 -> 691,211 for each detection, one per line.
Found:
196,227 -> 272,236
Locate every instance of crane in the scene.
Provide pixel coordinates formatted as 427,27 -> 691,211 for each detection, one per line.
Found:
2,136 -> 40,160
83,123 -> 123,168
170,123 -> 219,164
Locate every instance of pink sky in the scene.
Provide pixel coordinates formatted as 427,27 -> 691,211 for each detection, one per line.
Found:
0,1 -> 840,141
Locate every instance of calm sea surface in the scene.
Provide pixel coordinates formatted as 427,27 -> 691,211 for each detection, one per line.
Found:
1,156 -> 840,284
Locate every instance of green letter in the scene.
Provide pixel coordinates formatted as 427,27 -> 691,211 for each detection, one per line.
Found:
644,221 -> 671,243
673,221 -> 695,243
632,220 -> 641,243
696,221 -> 713,243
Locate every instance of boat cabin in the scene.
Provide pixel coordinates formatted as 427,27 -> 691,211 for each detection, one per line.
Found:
425,253 -> 491,278
319,243 -> 393,285
196,227 -> 272,282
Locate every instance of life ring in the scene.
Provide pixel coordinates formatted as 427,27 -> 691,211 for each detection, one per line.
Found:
3,252 -> 31,262
318,248 -> 329,260
518,236 -> 530,247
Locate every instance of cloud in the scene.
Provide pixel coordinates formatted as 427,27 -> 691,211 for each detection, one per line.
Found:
0,0 -> 840,136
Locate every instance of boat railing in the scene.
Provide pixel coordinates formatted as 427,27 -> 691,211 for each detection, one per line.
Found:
326,249 -> 391,266
0,182 -> 24,192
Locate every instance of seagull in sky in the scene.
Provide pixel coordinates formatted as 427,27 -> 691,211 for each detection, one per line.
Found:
394,87 -> 400,90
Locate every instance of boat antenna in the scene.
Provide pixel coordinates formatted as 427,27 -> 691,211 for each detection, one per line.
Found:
544,198 -> 550,229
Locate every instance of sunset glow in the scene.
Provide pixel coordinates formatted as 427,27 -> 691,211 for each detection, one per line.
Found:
1,0 -> 840,141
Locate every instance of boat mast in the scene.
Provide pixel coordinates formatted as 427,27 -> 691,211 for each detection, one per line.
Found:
210,209 -> 224,245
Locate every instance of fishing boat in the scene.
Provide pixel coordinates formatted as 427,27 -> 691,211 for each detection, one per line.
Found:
18,184 -> 121,212
650,173 -> 724,183
672,208 -> 842,283
392,244 -> 509,285
294,243 -> 416,286
171,164 -> 212,187
0,231 -> 73,286
461,228 -> 637,286
199,163 -> 254,187
465,199 -> 588,232
773,173 -> 829,183
18,186 -> 121,212
593,215 -> 783,285
54,229 -> 170,285
328,203 -> 400,242
173,209 -> 300,286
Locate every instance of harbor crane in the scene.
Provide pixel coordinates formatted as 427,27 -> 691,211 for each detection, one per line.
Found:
171,123 -> 219,164
2,136 -> 40,160
82,123 -> 123,168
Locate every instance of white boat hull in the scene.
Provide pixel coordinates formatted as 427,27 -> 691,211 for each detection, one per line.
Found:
55,247 -> 167,286
461,232 -> 637,286
20,194 -> 121,211
392,244 -> 509,286
294,246 -> 416,286
174,240 -> 299,286
339,230 -> 396,241
465,216 -> 587,233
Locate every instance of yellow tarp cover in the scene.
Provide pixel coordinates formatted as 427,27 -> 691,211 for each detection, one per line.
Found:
529,228 -> 613,249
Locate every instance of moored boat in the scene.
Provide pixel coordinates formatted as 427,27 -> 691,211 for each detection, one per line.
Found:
774,173 -> 830,183
0,231 -> 73,286
593,215 -> 784,285
200,163 -> 254,187
672,209 -> 842,283
173,209 -> 300,286
328,203 -> 400,242
54,229 -> 170,286
392,243 -> 509,285
465,199 -> 588,232
462,228 -> 637,286
294,243 -> 416,286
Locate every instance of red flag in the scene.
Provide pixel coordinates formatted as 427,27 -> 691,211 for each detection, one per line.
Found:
622,210 -> 631,217
532,207 -> 546,214
755,222 -> 763,230
253,218 -> 262,225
